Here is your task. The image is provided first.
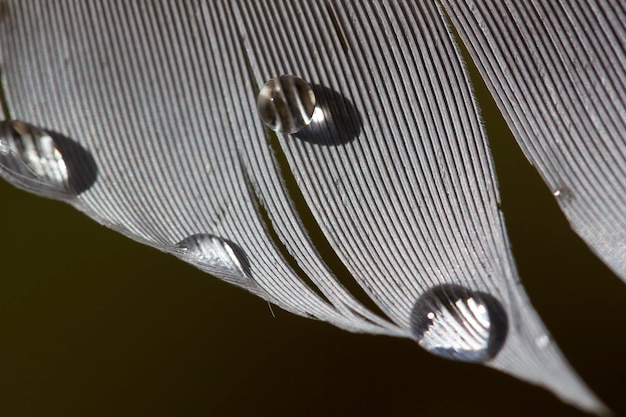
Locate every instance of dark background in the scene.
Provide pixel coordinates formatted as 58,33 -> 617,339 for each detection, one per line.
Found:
1,62 -> 625,417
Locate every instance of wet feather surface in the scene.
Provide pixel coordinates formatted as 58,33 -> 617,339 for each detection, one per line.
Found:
0,1 -> 623,414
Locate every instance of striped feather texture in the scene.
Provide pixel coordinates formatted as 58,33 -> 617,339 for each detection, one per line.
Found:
0,0 -> 614,413
441,0 -> 626,282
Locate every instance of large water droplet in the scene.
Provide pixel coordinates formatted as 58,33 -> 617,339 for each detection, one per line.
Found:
0,119 -> 71,197
410,285 -> 507,363
176,234 -> 253,287
257,74 -> 317,134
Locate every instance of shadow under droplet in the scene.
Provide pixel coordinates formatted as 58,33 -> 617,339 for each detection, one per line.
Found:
45,128 -> 98,195
294,85 -> 363,146
410,284 -> 508,363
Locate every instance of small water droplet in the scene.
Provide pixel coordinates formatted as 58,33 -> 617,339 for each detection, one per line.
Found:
535,334 -> 550,349
410,284 -> 508,363
257,74 -> 317,134
176,234 -> 253,286
552,185 -> 574,204
0,120 -> 71,197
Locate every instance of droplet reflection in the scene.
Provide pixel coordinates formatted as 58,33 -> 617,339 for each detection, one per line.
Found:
176,234 -> 253,287
410,284 -> 507,363
0,119 -> 70,197
257,74 -> 317,134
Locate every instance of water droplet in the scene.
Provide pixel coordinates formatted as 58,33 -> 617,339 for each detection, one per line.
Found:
410,284 -> 508,363
0,120 -> 71,197
552,186 -> 575,205
176,234 -> 252,286
257,74 -> 317,134
535,334 -> 550,349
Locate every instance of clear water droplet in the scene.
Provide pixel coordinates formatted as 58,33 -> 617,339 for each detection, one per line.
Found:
176,234 -> 253,287
410,285 -> 507,363
0,120 -> 71,197
552,185 -> 574,204
257,74 -> 317,134
535,334 -> 550,349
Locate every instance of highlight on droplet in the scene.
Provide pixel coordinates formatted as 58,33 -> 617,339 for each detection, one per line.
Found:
410,284 -> 508,363
257,74 -> 317,134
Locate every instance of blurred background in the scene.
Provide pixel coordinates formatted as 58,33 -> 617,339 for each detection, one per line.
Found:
1,49 -> 625,417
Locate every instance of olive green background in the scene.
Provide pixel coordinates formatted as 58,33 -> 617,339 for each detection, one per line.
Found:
1,66 -> 626,417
